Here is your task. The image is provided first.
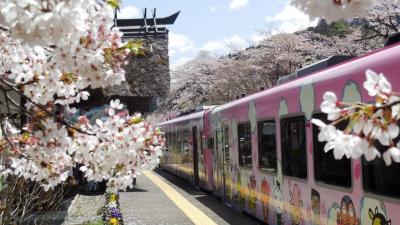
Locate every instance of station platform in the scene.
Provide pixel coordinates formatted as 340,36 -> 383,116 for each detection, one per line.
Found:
119,169 -> 260,225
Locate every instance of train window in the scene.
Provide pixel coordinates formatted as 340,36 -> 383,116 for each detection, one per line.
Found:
258,120 -> 277,172
238,122 -> 252,168
363,141 -> 400,198
199,131 -> 204,155
313,113 -> 351,188
281,115 -> 307,179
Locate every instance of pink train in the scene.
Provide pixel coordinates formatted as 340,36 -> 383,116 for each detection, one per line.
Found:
158,43 -> 400,225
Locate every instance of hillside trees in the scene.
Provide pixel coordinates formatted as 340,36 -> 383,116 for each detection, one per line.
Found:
162,29 -> 364,112
358,0 -> 400,48
160,51 -> 222,112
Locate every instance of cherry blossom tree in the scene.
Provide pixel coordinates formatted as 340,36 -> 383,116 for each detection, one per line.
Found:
162,51 -> 222,112
0,0 -> 164,192
357,0 -> 400,48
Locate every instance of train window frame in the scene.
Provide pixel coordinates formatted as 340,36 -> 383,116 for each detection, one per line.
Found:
257,117 -> 277,175
358,130 -> 400,200
237,121 -> 253,169
312,112 -> 354,193
362,169 -> 400,204
280,113 -> 308,182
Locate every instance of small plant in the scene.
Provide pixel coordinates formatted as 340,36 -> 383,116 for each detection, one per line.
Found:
82,220 -> 105,225
102,192 -> 124,225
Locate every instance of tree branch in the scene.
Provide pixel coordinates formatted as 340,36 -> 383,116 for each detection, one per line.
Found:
0,78 -> 95,136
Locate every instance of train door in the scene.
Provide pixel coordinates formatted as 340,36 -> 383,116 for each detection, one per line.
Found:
213,128 -> 224,198
192,126 -> 199,187
222,125 -> 231,203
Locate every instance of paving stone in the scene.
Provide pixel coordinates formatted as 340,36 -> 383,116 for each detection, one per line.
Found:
62,194 -> 103,225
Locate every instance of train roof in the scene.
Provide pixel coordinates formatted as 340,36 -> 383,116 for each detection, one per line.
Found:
211,42 -> 400,114
158,110 -> 207,126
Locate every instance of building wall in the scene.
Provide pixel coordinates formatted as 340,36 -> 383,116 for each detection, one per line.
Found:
124,33 -> 170,98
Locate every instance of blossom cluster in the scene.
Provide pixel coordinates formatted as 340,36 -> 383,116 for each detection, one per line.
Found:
103,192 -> 124,225
290,0 -> 399,22
0,0 -> 141,110
312,70 -> 400,165
0,0 -> 163,191
2,100 -> 164,191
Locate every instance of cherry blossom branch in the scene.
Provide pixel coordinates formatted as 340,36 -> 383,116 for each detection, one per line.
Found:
0,78 -> 95,136
313,70 -> 400,165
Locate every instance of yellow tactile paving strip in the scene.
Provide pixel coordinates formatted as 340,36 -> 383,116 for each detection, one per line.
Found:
144,171 -> 217,225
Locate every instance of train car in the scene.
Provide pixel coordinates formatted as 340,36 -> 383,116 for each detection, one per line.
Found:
158,109 -> 215,191
159,42 -> 400,225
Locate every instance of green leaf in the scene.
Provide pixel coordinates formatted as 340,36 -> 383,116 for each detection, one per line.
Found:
81,220 -> 105,225
0,176 -> 3,192
120,40 -> 146,57
106,0 -> 120,9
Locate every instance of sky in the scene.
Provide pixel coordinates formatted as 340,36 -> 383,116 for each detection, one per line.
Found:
120,0 -> 318,68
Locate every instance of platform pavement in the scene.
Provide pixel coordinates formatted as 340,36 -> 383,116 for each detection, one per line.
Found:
119,168 -> 261,225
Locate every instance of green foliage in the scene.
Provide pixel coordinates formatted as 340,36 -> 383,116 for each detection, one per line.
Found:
106,0 -> 120,9
0,176 -> 3,192
328,21 -> 350,36
81,220 -> 105,225
123,40 -> 145,56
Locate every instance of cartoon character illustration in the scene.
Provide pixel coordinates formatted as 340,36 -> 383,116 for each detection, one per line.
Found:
327,203 -> 340,225
369,207 -> 391,225
311,189 -> 321,225
231,165 -> 239,204
273,179 -> 283,225
289,184 -> 303,225
360,197 -> 392,225
260,178 -> 270,222
337,196 -> 360,225
237,171 -> 246,208
248,175 -> 257,213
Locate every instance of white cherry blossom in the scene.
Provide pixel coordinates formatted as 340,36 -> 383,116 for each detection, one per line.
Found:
110,99 -> 124,110
359,139 -> 382,161
320,92 -> 343,121
290,0 -> 375,23
383,144 -> 400,166
290,0 -> 400,23
311,118 -> 338,142
363,69 -> 392,97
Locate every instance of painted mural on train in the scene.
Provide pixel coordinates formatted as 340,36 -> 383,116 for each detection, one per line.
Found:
360,197 -> 391,225
260,178 -> 271,222
308,189 -> 327,225
289,183 -> 304,225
